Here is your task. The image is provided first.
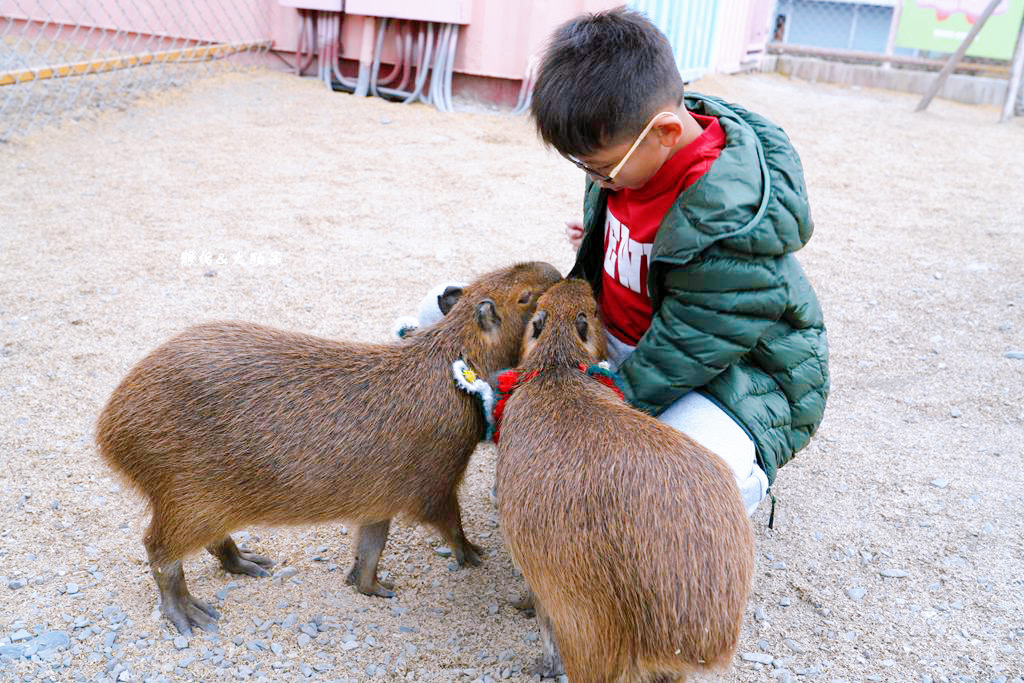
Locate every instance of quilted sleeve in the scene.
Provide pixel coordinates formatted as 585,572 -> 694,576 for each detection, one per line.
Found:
618,254 -> 789,415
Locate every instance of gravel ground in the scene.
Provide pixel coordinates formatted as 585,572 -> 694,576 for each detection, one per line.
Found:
0,36 -> 261,140
1,67 -> 1023,683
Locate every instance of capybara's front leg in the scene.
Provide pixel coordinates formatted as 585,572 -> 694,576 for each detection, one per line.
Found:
206,536 -> 274,577
532,599 -> 565,679
345,520 -> 395,598
434,493 -> 483,567
152,561 -> 220,635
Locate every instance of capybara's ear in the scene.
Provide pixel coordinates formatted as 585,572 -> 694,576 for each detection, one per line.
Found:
476,299 -> 501,332
438,286 -> 465,315
575,312 -> 589,343
530,310 -> 548,339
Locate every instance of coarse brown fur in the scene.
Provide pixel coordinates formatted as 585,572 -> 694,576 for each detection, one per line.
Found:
495,279 -> 756,682
95,261 -> 562,635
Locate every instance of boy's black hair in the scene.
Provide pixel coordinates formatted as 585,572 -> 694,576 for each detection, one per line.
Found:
530,7 -> 684,158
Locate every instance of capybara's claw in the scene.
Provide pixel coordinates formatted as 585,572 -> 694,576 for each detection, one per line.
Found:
456,540 -> 484,567
229,551 -> 274,578
360,581 -> 395,599
164,595 -> 220,635
345,566 -> 395,598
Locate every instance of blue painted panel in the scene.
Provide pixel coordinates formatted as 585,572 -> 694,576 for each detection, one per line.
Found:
629,0 -> 720,81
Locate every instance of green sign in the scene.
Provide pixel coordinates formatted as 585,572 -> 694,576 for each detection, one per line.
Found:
895,0 -> 1024,59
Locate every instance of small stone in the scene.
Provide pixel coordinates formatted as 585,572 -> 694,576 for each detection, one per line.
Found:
299,624 -> 317,638
523,632 -> 539,643
931,479 -> 950,489
754,607 -> 768,622
7,579 -> 26,590
66,583 -> 80,595
245,641 -> 265,652
434,546 -> 452,557
741,652 -> 774,664
0,644 -> 25,658
950,407 -> 962,418
10,629 -> 32,642
847,587 -> 867,601
880,568 -> 909,578
783,638 -> 806,653
275,567 -> 297,581
297,633 -> 311,648
487,603 -> 499,615
779,597 -> 792,607
1004,351 -> 1024,360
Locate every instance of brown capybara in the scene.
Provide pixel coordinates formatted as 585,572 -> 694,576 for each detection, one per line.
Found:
495,279 -> 756,682
95,261 -> 562,635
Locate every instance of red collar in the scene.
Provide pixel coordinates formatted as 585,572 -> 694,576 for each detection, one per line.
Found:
490,364 -> 625,443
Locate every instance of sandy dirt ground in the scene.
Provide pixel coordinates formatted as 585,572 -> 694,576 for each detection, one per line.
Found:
1,67 -> 1023,683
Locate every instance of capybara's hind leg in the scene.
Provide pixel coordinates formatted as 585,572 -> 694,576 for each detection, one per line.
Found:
345,520 -> 395,598
206,536 -> 274,578
145,510 -> 220,634
431,493 -> 483,567
151,561 -> 220,635
531,600 -> 565,679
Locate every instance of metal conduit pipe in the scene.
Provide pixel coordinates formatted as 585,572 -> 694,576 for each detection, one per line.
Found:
442,24 -> 459,113
293,9 -> 317,76
424,22 -> 449,108
399,22 -> 433,104
428,23 -> 455,110
328,12 -> 357,92
366,20 -> 427,101
375,20 -> 404,87
394,22 -> 414,92
511,55 -> 539,116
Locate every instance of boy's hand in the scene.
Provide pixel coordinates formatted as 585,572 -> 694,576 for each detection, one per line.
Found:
565,219 -> 584,251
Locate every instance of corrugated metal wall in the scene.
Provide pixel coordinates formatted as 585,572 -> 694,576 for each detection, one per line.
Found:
629,0 -> 774,81
629,0 -> 720,81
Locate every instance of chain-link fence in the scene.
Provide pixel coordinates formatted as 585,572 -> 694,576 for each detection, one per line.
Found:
767,0 -> 1024,115
0,1 -> 272,141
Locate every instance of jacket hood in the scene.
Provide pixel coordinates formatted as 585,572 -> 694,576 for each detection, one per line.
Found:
648,93 -> 814,264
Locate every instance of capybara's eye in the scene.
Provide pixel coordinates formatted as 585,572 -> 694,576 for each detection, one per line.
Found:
517,290 -> 533,305
531,311 -> 548,339
575,312 -> 588,342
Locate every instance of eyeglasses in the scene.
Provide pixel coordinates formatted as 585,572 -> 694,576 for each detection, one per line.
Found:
562,111 -> 673,184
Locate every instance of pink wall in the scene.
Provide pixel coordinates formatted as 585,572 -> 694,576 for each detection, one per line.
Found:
2,0 -> 618,81
269,0 -> 619,81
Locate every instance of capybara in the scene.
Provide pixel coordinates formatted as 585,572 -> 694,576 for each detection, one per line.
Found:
95,261 -> 562,635
495,279 -> 756,682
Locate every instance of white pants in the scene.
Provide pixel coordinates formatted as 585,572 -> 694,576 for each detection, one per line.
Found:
605,333 -> 768,516
407,286 -> 768,516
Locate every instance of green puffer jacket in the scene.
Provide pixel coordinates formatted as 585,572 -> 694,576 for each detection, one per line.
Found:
569,93 -> 829,484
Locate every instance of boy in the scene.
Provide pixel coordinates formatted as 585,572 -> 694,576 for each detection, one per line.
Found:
531,7 -> 829,515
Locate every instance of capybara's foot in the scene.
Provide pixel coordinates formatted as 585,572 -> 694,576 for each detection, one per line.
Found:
347,520 -> 394,598
153,562 -> 220,635
513,591 -> 536,617
345,566 -> 395,598
531,654 -> 565,679
207,537 -> 274,578
454,539 -> 484,567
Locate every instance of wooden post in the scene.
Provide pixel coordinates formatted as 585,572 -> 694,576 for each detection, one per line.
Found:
883,0 -> 905,69
1000,17 -> 1024,122
914,0 -> 1002,112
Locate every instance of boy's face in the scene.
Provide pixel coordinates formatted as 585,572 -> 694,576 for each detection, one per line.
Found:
566,111 -> 684,192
